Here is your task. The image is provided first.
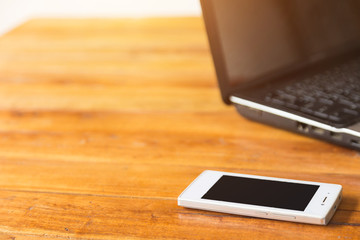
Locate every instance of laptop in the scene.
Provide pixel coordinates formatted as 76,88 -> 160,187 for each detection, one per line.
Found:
200,0 -> 360,150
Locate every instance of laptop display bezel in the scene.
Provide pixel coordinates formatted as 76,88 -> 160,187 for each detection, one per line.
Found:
200,0 -> 235,104
200,0 -> 360,105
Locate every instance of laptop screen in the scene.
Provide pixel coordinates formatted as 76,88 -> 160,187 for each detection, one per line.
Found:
207,0 -> 360,85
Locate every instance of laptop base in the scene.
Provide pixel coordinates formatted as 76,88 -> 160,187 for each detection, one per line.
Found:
234,104 -> 360,151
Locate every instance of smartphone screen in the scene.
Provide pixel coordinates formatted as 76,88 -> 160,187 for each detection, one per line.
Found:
202,175 -> 320,211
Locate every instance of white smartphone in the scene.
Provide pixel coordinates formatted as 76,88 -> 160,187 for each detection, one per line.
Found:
178,170 -> 342,225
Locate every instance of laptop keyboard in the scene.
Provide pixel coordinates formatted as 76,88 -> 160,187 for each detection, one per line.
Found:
264,58 -> 360,126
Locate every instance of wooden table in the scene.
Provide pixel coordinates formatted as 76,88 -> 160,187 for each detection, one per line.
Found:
0,17 -> 359,239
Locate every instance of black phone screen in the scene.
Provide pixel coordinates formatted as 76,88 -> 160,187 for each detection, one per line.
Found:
202,175 -> 319,211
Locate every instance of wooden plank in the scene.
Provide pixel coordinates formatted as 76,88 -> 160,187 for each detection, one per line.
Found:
0,83 -> 221,112
0,18 -> 215,113
0,190 -> 359,240
0,156 -> 359,211
0,111 -> 358,175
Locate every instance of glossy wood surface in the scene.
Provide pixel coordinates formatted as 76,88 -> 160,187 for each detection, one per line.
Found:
0,18 -> 359,239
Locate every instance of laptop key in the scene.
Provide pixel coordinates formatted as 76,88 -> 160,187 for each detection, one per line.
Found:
300,107 -> 314,115
329,115 -> 341,122
339,98 -> 357,109
314,111 -> 328,119
319,98 -> 334,105
343,108 -> 358,116
285,103 -> 299,110
271,98 -> 285,106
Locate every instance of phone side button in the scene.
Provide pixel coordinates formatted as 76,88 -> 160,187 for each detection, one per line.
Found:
271,213 -> 296,219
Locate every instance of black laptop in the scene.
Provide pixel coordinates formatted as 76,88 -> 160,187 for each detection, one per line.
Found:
200,0 -> 360,150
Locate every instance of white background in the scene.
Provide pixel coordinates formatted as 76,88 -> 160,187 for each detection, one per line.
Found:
0,0 -> 202,36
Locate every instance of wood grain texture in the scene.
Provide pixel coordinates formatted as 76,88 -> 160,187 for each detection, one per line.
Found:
0,18 -> 359,239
